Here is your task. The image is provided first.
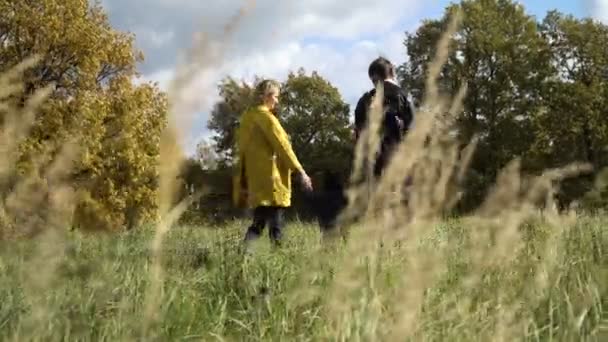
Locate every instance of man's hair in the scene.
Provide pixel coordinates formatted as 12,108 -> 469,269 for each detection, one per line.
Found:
255,79 -> 281,103
368,57 -> 395,81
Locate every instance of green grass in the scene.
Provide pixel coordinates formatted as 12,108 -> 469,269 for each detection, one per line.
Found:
0,216 -> 606,341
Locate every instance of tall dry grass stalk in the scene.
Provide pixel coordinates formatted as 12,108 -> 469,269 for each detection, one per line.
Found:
316,9 -> 595,340
0,2 -> 258,338
140,1 -> 256,337
0,56 -> 82,340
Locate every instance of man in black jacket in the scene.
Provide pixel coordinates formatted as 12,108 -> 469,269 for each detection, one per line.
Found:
309,58 -> 414,238
354,57 -> 414,178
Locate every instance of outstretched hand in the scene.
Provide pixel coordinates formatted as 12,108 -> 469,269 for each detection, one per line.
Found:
299,171 -> 313,192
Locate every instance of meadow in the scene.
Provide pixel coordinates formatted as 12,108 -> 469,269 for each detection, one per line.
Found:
0,215 -> 606,341
1,4 -> 607,341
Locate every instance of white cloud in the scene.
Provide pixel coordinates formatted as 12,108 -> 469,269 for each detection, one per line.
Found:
105,0 -> 426,152
594,0 -> 608,22
135,28 -> 175,49
104,0 -> 421,70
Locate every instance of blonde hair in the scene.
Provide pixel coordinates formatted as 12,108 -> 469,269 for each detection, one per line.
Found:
254,79 -> 281,104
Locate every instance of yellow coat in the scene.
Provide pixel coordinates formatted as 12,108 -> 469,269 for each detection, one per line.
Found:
232,105 -> 303,208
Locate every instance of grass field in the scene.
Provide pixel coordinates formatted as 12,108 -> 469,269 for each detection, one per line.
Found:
0,215 -> 606,341
1,13 -> 606,341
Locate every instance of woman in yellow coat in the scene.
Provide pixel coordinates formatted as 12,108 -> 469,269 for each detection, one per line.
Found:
233,79 -> 312,247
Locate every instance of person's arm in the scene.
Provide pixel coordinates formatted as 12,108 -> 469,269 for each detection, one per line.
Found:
399,91 -> 415,133
255,110 -> 313,190
354,93 -> 369,140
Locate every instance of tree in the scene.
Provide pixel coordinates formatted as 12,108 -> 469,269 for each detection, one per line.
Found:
530,11 -> 608,206
398,0 -> 554,210
71,77 -> 167,231
279,68 -> 353,178
0,0 -> 167,232
207,77 -> 259,165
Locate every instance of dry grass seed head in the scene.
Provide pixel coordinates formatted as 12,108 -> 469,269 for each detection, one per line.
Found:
141,1 -> 257,336
326,6 -> 595,339
0,56 -> 84,340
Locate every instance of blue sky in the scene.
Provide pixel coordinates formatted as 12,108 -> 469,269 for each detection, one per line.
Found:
101,0 -> 601,154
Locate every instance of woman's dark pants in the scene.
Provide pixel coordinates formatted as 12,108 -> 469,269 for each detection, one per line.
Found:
244,206 -> 285,246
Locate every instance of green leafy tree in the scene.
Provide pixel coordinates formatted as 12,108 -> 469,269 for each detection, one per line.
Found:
279,68 -> 353,179
207,77 -> 259,165
530,11 -> 608,207
398,0 -> 554,210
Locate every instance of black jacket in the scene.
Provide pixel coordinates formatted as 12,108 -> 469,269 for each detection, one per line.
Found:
353,80 -> 414,175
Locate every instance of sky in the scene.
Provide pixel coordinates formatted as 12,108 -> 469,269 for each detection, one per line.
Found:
100,0 -> 603,154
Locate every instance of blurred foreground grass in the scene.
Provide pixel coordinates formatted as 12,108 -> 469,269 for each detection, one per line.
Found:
0,216 -> 606,341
